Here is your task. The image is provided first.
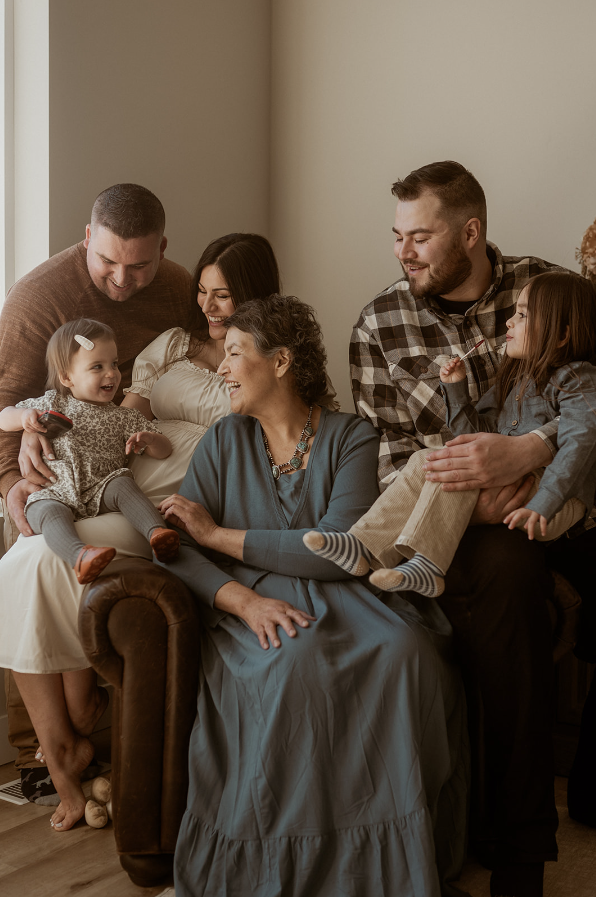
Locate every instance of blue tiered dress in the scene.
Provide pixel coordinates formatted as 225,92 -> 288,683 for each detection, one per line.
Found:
163,408 -> 468,897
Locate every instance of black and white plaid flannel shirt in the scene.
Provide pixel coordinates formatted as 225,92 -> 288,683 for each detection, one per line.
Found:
350,242 -> 566,490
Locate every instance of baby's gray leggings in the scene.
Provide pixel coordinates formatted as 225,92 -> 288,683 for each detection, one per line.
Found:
26,475 -> 165,567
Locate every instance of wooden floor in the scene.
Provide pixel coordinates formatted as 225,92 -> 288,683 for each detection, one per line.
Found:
0,777 -> 169,897
0,730 -> 167,897
1,752 -> 595,897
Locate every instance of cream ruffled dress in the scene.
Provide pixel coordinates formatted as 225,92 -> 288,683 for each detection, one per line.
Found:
0,328 -> 230,673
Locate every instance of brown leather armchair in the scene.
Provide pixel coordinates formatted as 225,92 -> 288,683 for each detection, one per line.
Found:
79,557 -> 201,888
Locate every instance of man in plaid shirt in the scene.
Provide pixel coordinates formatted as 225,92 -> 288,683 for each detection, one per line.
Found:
350,161 -> 596,897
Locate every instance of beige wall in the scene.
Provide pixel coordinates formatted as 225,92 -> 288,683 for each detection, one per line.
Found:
14,0 -> 596,405
47,0 -> 271,273
271,0 -> 596,410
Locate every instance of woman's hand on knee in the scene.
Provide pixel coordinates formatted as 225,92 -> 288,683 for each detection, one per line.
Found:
245,596 -> 316,650
214,582 -> 316,650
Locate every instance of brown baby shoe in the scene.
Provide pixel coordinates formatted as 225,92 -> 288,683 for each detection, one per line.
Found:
74,545 -> 116,585
150,527 -> 180,562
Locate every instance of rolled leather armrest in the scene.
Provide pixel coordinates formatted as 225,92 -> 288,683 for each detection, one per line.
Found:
79,557 -> 201,886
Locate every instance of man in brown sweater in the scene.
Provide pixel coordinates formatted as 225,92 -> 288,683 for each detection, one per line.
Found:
0,183 -> 192,801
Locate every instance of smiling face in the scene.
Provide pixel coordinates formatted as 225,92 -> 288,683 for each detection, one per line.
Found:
197,265 -> 236,341
393,192 -> 472,299
505,288 -> 529,359
217,327 -> 282,416
84,225 -> 166,302
60,338 -> 121,404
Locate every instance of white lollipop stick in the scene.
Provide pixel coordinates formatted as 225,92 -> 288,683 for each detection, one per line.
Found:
459,339 -> 485,361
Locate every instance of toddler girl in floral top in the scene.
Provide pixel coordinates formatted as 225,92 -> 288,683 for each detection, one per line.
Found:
0,318 -> 179,584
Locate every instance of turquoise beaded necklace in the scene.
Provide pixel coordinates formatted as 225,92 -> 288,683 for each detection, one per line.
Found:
262,406 -> 314,479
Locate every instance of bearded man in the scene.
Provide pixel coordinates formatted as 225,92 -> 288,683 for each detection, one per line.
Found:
350,161 -> 596,897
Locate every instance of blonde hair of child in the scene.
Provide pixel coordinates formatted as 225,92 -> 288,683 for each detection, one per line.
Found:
45,318 -> 116,395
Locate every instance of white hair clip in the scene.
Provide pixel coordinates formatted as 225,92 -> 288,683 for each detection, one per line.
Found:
74,334 -> 95,351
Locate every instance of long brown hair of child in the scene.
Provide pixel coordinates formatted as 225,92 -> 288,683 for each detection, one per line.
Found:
495,271 -> 596,410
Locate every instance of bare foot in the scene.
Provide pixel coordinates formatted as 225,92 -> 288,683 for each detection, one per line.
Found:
48,735 -> 95,832
71,685 -> 109,738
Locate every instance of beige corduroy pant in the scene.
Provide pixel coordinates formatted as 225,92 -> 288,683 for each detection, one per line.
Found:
350,449 -> 585,573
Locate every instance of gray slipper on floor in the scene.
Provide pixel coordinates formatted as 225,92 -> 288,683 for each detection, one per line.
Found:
20,767 -> 59,806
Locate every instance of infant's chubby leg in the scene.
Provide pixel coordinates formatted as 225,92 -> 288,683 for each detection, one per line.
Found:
26,499 -> 87,567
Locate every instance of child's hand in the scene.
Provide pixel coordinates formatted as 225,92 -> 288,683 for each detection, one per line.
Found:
503,507 -> 547,540
126,431 -> 155,455
22,409 -> 47,434
440,358 -> 466,383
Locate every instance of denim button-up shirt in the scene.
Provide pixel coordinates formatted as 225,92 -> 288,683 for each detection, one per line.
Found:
442,361 -> 596,522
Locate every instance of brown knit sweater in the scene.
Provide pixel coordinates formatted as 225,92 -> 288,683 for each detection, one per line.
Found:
0,242 -> 191,500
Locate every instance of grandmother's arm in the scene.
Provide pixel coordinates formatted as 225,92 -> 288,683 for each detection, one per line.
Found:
155,434 -> 319,646
156,532 -> 316,648
241,418 -> 381,580
160,418 -> 381,582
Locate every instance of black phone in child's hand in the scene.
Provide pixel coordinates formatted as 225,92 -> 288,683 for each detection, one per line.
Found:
37,411 -> 73,439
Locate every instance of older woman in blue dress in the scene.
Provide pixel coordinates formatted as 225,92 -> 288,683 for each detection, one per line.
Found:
158,295 -> 468,897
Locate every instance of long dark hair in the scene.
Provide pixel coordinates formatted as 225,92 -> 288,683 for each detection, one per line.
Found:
496,271 -> 596,409
189,233 -> 281,339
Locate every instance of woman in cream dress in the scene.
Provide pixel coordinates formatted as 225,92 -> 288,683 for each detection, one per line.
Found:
0,233 -> 283,830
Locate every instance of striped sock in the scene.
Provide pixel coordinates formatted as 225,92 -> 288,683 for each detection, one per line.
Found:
303,531 -> 372,576
369,553 -> 445,597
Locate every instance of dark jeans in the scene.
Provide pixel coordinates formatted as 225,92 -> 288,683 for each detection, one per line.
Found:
548,525 -> 596,827
437,524 -> 559,865
547,525 -> 596,664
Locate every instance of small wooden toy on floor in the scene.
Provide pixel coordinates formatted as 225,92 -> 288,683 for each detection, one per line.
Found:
84,777 -> 112,829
